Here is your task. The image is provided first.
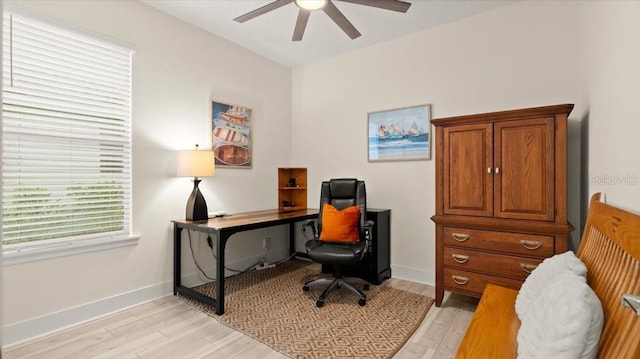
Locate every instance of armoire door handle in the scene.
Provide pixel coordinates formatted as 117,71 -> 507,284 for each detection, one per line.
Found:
520,240 -> 542,250
451,254 -> 469,264
452,275 -> 469,285
520,263 -> 538,273
452,233 -> 470,242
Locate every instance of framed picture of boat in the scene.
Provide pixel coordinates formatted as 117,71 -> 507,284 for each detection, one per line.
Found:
368,104 -> 431,162
211,100 -> 252,168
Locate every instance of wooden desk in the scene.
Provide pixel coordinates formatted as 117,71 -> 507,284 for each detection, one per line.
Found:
172,208 -> 318,314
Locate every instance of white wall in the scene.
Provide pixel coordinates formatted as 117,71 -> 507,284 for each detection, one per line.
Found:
580,1 -> 640,215
2,0 -> 293,345
3,0 -> 638,347
292,0 -> 583,283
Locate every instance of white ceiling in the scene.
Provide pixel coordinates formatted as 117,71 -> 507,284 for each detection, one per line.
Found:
141,0 -> 515,68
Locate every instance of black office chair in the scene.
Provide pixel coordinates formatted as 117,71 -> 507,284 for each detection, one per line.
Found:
302,178 -> 373,307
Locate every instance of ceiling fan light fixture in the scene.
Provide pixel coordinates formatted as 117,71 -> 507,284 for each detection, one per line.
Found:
237,0 -> 412,41
295,0 -> 327,11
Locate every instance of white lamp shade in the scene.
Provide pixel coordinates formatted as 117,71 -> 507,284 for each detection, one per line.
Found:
177,150 -> 216,177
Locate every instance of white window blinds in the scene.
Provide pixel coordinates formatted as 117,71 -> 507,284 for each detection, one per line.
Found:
2,13 -> 133,247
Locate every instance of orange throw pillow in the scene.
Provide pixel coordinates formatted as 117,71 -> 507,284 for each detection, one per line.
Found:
319,203 -> 360,243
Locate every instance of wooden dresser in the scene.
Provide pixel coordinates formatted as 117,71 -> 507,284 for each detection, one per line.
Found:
430,104 -> 574,306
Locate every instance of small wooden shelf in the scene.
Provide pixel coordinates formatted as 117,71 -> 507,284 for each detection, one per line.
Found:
278,167 -> 307,211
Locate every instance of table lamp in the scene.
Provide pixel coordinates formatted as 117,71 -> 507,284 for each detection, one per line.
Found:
177,144 -> 215,221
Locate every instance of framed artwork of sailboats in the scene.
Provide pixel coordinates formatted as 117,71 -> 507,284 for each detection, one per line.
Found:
211,100 -> 253,168
367,104 -> 431,162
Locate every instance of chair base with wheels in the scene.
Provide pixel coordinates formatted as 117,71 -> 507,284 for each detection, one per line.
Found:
303,267 -> 370,307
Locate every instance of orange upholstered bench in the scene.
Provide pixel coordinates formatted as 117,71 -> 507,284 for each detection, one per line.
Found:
455,193 -> 640,359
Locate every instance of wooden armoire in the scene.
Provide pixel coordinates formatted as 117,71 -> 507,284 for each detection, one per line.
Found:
430,104 -> 574,306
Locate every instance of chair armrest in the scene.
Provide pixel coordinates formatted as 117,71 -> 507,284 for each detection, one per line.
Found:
364,220 -> 374,232
364,220 -> 375,253
302,220 -> 317,239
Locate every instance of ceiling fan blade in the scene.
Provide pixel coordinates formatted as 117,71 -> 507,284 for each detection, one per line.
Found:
292,10 -> 310,41
336,0 -> 411,13
323,1 -> 361,39
234,0 -> 294,23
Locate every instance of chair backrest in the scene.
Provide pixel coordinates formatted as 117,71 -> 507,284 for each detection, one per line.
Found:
318,178 -> 367,239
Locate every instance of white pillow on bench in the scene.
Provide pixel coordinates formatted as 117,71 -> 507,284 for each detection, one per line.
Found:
517,272 -> 603,359
516,252 -> 604,359
515,251 -> 587,320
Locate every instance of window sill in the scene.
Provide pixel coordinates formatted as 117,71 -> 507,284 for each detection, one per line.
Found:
2,235 -> 140,266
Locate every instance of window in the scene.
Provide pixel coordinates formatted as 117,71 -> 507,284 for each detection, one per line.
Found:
2,12 -> 135,261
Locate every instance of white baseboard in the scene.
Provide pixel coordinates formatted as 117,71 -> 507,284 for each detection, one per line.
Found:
391,264 -> 434,286
3,250 -> 291,347
3,281 -> 173,347
4,253 -> 422,347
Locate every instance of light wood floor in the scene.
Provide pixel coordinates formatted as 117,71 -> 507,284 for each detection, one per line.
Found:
3,278 -> 477,359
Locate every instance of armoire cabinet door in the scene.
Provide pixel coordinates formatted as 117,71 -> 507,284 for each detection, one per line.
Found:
494,117 -> 555,221
443,123 -> 493,217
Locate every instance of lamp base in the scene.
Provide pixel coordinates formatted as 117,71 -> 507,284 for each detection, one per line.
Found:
186,179 -> 209,221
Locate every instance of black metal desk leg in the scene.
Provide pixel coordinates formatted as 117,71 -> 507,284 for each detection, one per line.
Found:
289,222 -> 296,256
215,230 -> 228,315
173,224 -> 181,295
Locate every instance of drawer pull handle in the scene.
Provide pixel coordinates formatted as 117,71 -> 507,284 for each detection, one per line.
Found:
452,275 -> 469,285
521,240 -> 542,250
451,254 -> 469,264
452,233 -> 470,242
520,263 -> 538,273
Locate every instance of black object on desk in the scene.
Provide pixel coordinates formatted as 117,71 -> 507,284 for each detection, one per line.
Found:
172,208 -> 318,315
322,208 -> 391,285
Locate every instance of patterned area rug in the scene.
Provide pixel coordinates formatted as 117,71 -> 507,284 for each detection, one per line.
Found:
179,259 -> 434,359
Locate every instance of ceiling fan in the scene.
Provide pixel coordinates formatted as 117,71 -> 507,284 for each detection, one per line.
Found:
234,0 -> 412,41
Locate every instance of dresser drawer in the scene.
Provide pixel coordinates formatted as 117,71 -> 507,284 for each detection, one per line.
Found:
443,268 -> 523,297
444,247 -> 542,280
443,227 -> 554,258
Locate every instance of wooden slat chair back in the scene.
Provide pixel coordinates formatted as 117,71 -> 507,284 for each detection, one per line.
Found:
577,193 -> 640,358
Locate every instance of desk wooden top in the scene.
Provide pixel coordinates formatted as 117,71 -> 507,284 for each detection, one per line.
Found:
172,208 -> 319,231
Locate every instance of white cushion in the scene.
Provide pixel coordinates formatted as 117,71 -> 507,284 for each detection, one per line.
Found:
516,251 -> 588,320
517,272 -> 604,359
